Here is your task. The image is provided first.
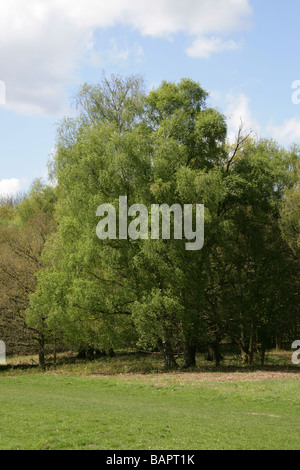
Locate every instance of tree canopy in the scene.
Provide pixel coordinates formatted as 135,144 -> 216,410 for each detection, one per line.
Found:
1,74 -> 299,368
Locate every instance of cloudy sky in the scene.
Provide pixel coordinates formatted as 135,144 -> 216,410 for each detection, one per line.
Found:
0,0 -> 299,196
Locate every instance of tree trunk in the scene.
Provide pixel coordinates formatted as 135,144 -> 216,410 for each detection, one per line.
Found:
183,344 -> 196,368
207,341 -> 223,365
158,339 -> 178,370
206,345 -> 214,362
38,335 -> 45,370
86,347 -> 95,361
240,344 -> 254,365
239,328 -> 250,364
77,348 -> 87,360
275,336 -> 282,350
211,341 -> 223,366
247,348 -> 254,365
108,348 -> 115,357
53,336 -> 57,368
260,345 -> 266,366
247,334 -> 255,365
95,349 -> 106,358
241,349 -> 248,364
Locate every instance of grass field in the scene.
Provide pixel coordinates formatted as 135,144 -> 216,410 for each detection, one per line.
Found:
0,350 -> 299,450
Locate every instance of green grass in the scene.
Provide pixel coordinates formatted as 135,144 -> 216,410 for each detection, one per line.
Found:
0,374 -> 299,450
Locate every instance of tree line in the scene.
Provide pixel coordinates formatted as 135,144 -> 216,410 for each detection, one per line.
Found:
0,74 -> 299,369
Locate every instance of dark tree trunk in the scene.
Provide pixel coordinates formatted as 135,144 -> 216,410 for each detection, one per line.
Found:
86,347 -> 95,361
211,341 -> 223,366
77,349 -> 87,360
247,335 -> 255,365
275,336 -> 283,350
240,345 -> 254,365
108,348 -> 115,358
158,339 -> 178,370
95,349 -> 106,358
260,345 -> 266,366
183,344 -> 196,368
38,335 -> 45,370
207,341 -> 223,365
241,349 -> 248,363
206,345 -> 214,362
247,349 -> 254,365
239,330 -> 250,364
53,337 -> 57,368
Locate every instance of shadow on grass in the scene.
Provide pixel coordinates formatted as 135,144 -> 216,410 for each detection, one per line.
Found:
0,363 -> 44,372
1,351 -> 299,376
177,364 -> 300,375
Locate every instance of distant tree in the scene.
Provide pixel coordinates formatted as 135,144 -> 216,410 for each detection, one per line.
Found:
0,181 -> 57,367
0,191 -> 27,208
280,156 -> 300,254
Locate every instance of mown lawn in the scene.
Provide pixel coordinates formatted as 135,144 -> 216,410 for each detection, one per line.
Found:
0,374 -> 299,450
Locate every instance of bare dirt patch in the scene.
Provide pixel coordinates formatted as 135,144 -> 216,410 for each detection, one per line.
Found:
90,369 -> 300,385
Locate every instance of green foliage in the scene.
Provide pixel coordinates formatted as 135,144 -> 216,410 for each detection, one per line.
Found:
280,158 -> 300,253
23,74 -> 299,367
11,179 -> 56,226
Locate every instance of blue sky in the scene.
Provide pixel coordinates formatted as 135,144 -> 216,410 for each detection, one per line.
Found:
0,0 -> 299,196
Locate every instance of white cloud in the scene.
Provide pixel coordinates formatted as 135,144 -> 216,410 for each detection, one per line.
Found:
267,117 -> 300,145
0,80 -> 6,105
54,0 -> 252,37
86,37 -> 145,68
225,92 -> 261,143
0,178 -> 22,196
0,0 -> 252,116
186,37 -> 242,59
219,90 -> 299,147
